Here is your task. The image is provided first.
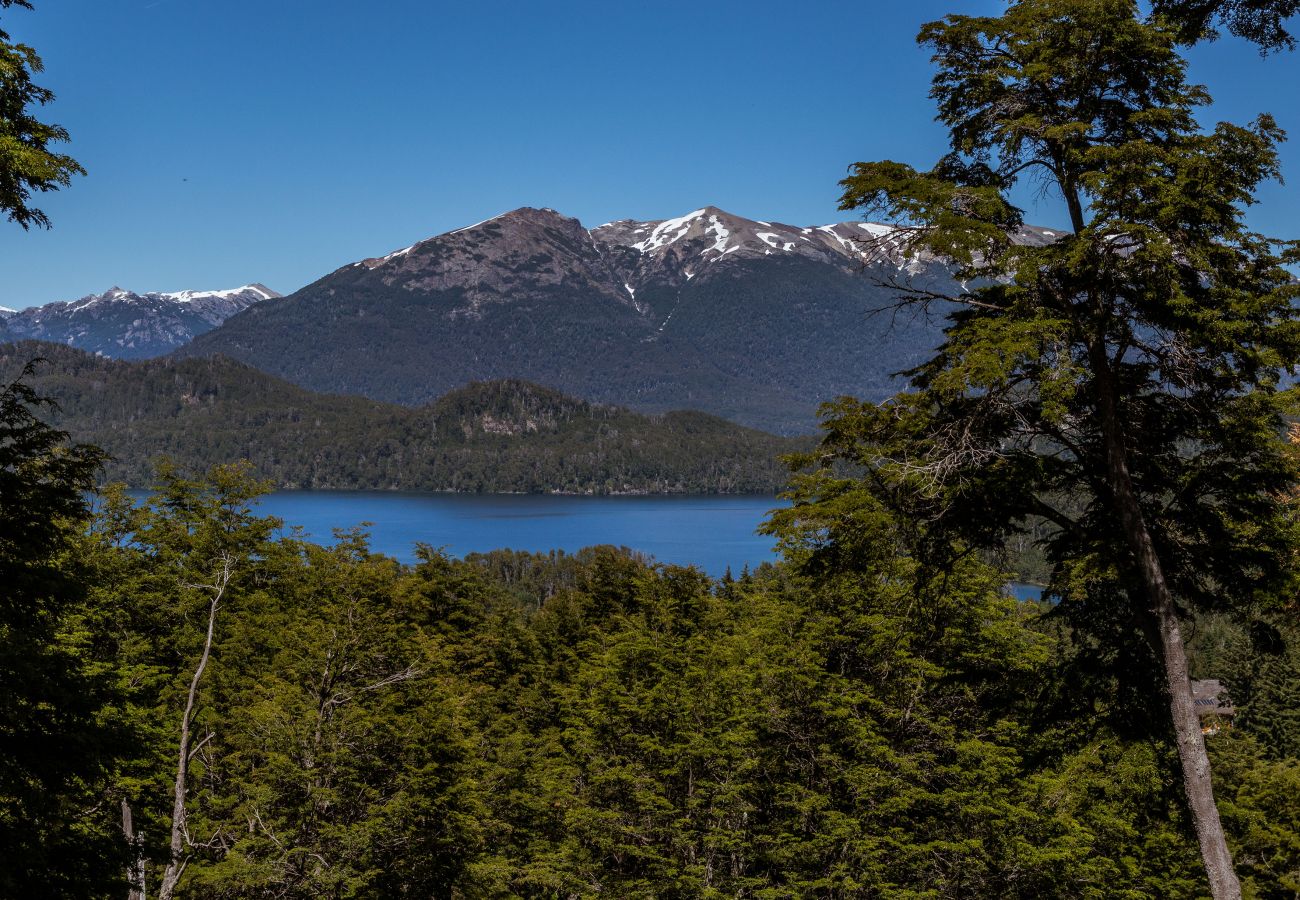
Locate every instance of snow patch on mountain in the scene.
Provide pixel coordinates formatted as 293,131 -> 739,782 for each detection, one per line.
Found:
160,284 -> 279,303
2,284 -> 279,359
450,212 -> 508,235
632,209 -> 709,254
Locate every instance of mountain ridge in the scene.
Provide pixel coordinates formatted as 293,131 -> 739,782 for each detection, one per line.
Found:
0,284 -> 280,359
183,205 -> 1020,433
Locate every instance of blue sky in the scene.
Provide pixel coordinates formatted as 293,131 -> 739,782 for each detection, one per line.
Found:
2,0 -> 1296,308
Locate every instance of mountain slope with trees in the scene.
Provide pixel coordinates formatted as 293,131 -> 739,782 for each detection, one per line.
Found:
178,206 -> 987,433
0,341 -> 803,494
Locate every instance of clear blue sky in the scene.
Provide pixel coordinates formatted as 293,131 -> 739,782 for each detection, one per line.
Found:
2,0 -> 1296,308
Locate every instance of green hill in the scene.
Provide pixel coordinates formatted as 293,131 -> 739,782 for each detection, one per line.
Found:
1,342 -> 806,494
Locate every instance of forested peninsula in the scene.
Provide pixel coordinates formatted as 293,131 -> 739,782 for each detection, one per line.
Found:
0,342 -> 805,494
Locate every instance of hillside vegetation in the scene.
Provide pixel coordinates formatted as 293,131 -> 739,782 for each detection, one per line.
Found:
11,454 -> 1299,897
180,207 -> 942,434
0,342 -> 804,494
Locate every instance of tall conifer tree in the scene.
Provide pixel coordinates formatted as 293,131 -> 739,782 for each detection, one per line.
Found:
802,1 -> 1300,896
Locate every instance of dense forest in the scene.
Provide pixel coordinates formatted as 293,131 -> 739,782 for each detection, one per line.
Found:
4,407 -> 1299,897
0,342 -> 804,494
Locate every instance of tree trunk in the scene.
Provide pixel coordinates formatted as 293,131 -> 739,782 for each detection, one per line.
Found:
158,555 -> 232,900
121,799 -> 146,900
1091,344 -> 1242,900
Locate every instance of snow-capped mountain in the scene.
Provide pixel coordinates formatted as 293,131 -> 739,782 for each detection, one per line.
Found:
341,205 -> 1057,320
181,206 -> 1056,432
0,284 -> 280,359
356,206 -> 908,297
593,207 -> 899,286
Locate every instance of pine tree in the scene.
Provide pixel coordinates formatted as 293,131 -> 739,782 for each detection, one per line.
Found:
801,1 -> 1300,895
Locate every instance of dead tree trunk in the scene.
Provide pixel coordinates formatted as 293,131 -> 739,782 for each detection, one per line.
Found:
157,554 -> 233,900
121,799 -> 145,900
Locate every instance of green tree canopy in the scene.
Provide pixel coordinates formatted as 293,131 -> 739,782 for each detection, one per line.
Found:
1152,0 -> 1300,52
0,361 -> 121,896
0,0 -> 83,229
791,0 -> 1300,895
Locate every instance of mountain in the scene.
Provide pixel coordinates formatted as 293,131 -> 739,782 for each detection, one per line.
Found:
1,341 -> 804,494
0,284 -> 280,359
180,207 -> 1056,433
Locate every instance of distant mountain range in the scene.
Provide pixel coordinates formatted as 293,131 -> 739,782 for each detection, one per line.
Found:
175,206 -> 1056,433
3,341 -> 803,494
0,284 -> 279,359
4,206 -> 1058,433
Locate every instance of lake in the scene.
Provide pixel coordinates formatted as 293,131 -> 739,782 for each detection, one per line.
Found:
243,491 -> 785,577
123,490 -> 1047,595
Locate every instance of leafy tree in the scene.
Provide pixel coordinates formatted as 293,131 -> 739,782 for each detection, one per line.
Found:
0,0 -> 84,229
1152,0 -> 1300,52
0,6 -> 111,886
0,361 -> 121,896
176,534 -> 485,898
41,468 -> 1300,896
804,0 -> 1300,896
84,474 -> 495,897
1210,732 -> 1300,895
80,461 -> 281,898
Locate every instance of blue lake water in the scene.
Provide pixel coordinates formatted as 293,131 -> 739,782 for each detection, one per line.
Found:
121,489 -> 1046,594
243,491 -> 784,577
1008,582 -> 1047,602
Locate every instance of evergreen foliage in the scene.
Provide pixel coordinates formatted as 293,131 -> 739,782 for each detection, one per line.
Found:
28,459 -> 1296,898
0,342 -> 804,494
800,0 -> 1300,893
1152,0 -> 1300,52
0,363 -> 122,896
0,0 -> 83,229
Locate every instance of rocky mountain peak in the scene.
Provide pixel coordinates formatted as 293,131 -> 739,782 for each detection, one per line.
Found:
1,284 -> 277,359
588,206 -> 907,290
343,205 -> 914,304
184,203 -> 1069,432
343,206 -> 631,314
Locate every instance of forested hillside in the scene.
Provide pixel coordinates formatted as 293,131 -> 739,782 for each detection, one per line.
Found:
0,342 -> 803,494
10,453 -> 1299,898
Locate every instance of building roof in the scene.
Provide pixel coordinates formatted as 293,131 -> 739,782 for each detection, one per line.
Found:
1191,679 -> 1236,718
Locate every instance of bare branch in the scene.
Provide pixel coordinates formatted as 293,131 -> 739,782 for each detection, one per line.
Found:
158,552 -> 235,900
